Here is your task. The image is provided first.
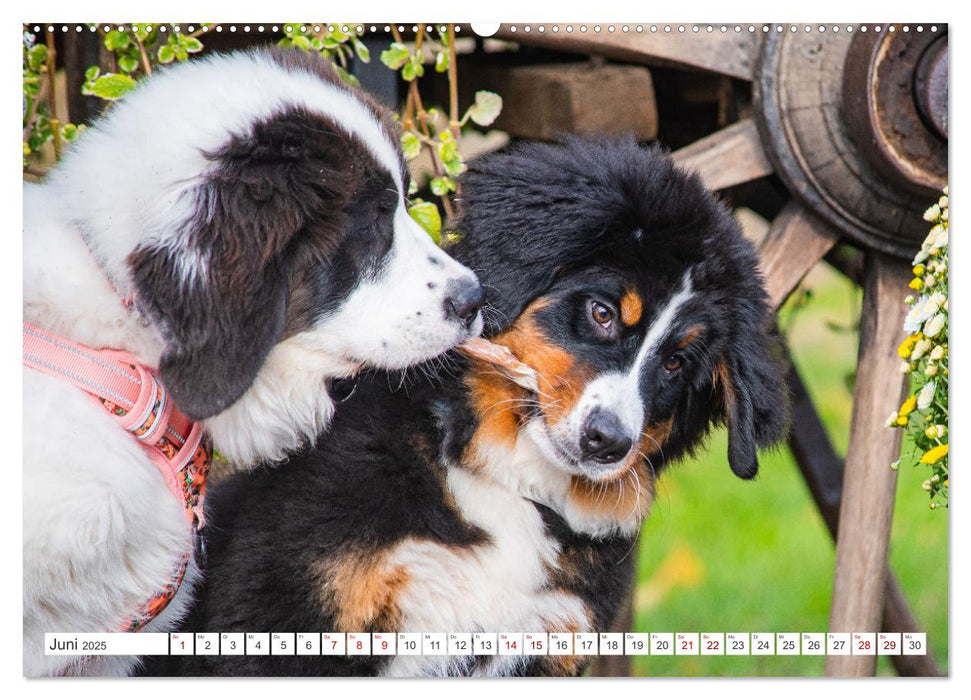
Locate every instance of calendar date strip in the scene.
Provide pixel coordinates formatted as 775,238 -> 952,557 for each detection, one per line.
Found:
45,631 -> 928,657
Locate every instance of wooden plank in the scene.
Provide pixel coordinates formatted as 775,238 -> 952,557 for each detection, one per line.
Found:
463,62 -> 657,141
757,202 -> 841,310
786,355 -> 943,676
493,26 -> 758,80
826,253 -> 911,677
672,118 -> 774,192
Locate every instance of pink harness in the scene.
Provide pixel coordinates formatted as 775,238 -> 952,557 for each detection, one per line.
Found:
23,323 -> 211,633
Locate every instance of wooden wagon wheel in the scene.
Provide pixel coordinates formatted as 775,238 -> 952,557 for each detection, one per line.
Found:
492,22 -> 947,677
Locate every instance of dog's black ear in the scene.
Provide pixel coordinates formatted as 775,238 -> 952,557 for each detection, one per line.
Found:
715,327 -> 788,480
130,180 -> 294,421
129,109 -> 355,420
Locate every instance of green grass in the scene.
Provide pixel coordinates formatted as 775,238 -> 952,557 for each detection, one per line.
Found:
626,263 -> 949,677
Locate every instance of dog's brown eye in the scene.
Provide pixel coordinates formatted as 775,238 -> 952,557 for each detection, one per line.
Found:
664,355 -> 683,373
590,301 -> 614,327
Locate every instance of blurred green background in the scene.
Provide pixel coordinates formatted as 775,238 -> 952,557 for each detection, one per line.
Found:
628,260 -> 949,677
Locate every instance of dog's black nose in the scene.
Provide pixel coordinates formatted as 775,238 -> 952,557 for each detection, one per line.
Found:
580,409 -> 633,465
443,279 -> 486,326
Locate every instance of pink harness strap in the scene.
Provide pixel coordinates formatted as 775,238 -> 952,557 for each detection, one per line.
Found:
23,322 -> 211,634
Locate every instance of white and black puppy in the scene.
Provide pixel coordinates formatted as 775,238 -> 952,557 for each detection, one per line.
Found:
23,47 -> 483,676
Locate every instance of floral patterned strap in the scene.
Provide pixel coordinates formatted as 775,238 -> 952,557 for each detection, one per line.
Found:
23,323 -> 211,634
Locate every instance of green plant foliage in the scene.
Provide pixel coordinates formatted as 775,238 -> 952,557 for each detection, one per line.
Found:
82,72 -> 137,100
23,22 -> 503,244
22,30 -> 80,168
465,90 -> 502,127
408,199 -> 442,243
280,23 -> 369,86
889,188 -> 949,509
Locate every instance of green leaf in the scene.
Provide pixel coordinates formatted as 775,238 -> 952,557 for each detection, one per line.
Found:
175,46 -> 189,62
401,132 -> 421,161
437,132 -> 458,164
352,37 -> 370,63
84,65 -> 100,82
408,200 -> 442,243
104,30 -> 130,51
443,156 -> 466,178
467,91 -> 503,127
430,176 -> 456,197
87,73 -> 138,100
27,44 -> 48,72
60,123 -> 79,141
292,35 -> 312,51
157,44 -> 176,64
118,55 -> 139,73
322,35 -> 341,50
435,51 -> 449,73
334,65 -> 360,87
183,36 -> 203,53
380,42 -> 409,70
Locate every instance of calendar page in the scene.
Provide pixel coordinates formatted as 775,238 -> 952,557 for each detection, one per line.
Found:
21,0 -> 950,684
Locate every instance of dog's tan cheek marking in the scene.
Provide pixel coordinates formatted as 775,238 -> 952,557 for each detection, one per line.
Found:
619,289 -> 643,327
494,299 -> 595,428
465,297 -> 592,463
313,553 -> 409,632
567,460 -> 654,522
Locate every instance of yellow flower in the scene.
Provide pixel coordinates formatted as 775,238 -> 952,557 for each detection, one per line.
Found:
899,395 -> 917,415
925,426 -> 938,439
909,278 -> 924,291
896,415 -> 908,427
920,444 -> 948,464
898,335 -> 918,358
913,264 -> 925,276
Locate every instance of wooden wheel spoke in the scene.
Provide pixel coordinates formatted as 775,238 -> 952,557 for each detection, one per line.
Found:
672,118 -> 774,192
757,202 -> 841,310
825,254 -> 912,677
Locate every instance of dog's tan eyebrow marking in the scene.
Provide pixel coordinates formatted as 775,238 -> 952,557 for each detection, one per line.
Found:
619,289 -> 643,326
676,324 -> 705,349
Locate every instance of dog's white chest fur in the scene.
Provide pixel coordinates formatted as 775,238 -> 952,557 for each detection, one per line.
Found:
383,465 -> 589,677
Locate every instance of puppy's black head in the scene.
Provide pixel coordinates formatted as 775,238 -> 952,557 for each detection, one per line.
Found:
452,136 -> 787,483
128,48 -> 482,421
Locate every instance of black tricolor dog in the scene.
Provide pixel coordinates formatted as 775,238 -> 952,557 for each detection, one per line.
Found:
155,137 -> 787,677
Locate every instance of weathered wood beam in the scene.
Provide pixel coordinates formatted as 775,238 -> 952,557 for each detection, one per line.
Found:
826,253 -> 911,676
786,351 -> 943,677
672,118 -> 774,192
493,26 -> 758,80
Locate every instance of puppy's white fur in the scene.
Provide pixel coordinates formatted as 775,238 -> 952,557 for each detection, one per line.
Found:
23,50 -> 480,676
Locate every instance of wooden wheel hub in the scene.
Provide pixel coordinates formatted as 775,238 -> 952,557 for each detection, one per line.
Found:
754,26 -> 948,259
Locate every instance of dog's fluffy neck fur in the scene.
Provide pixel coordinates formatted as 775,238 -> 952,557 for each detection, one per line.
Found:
23,185 -> 355,467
